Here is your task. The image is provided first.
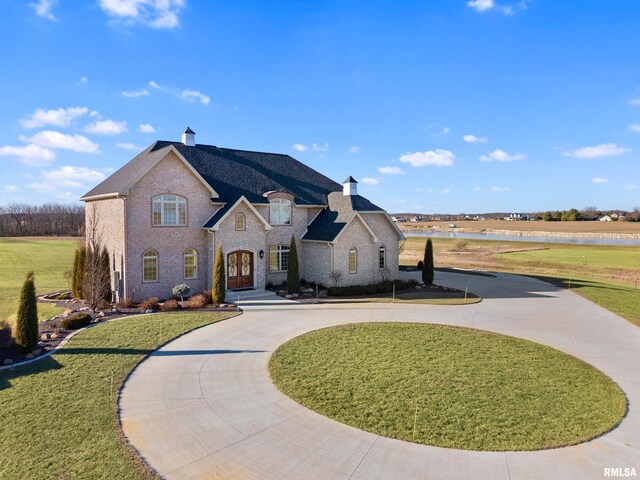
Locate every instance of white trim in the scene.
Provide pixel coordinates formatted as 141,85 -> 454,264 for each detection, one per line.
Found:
80,192 -> 122,201
333,212 -> 378,244
122,145 -> 218,198
306,206 -> 324,226
208,196 -> 272,231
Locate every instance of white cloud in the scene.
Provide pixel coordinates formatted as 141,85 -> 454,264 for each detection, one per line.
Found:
592,177 -> 609,184
180,89 -> 210,106
292,144 -> 307,152
463,134 -> 488,143
361,177 -> 380,185
0,144 -> 55,166
85,119 -> 128,135
98,0 -> 185,29
149,80 -> 163,90
117,142 -> 144,151
630,99 -> 640,106
491,186 -> 510,192
378,166 -> 405,175
562,143 -> 630,159
4,185 -> 18,192
349,146 -> 361,154
623,183 -> 638,190
441,188 -> 451,194
467,0 -> 494,12
138,123 -> 155,133
77,76 -> 88,85
42,166 -> 106,188
20,106 -> 89,129
400,149 -> 455,167
30,0 -> 58,20
19,131 -> 100,153
312,143 -> 329,152
122,88 -> 149,98
479,149 -> 526,162
474,186 -> 481,191
629,124 -> 640,133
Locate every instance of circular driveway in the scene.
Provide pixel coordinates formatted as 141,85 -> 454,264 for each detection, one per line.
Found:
119,272 -> 640,479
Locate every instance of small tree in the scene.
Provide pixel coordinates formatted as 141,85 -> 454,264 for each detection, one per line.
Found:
15,271 -> 38,353
71,248 -> 80,297
422,238 -> 434,285
286,235 -> 300,294
172,284 -> 191,305
100,246 -> 112,301
330,270 -> 343,287
75,245 -> 87,299
212,244 -> 226,304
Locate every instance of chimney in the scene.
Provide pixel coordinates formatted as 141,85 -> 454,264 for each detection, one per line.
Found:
343,176 -> 358,196
182,127 -> 195,146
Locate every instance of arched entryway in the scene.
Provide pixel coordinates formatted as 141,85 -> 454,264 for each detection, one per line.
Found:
227,250 -> 254,289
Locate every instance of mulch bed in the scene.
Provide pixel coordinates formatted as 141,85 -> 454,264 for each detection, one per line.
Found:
0,293 -> 240,368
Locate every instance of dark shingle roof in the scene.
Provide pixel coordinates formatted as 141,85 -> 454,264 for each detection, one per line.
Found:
184,127 -> 195,134
343,176 -> 358,184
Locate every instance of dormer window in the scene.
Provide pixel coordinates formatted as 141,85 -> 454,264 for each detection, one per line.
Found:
152,195 -> 187,226
269,198 -> 291,225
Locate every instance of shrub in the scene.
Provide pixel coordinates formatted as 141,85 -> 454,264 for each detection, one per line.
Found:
55,292 -> 72,300
186,293 -> 209,309
287,235 -> 300,294
0,320 -> 13,348
172,284 -> 190,302
61,313 -> 92,330
212,244 -> 226,304
15,271 -> 39,353
422,238 -> 434,286
139,297 -> 160,311
160,299 -> 181,311
417,260 -> 423,269
198,290 -> 212,304
327,280 -> 416,297
116,297 -> 135,308
452,239 -> 468,252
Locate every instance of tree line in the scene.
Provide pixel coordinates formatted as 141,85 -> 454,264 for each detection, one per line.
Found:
0,203 -> 84,237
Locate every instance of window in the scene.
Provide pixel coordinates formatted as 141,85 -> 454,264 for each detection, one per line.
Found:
379,245 -> 386,269
184,248 -> 197,279
235,213 -> 246,231
152,195 -> 187,226
269,245 -> 290,272
143,250 -> 158,282
349,248 -> 357,274
269,198 -> 291,225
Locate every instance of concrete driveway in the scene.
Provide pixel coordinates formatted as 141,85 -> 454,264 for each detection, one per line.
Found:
119,271 -> 640,479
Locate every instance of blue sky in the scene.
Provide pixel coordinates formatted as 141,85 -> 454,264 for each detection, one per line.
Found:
1,0 -> 639,213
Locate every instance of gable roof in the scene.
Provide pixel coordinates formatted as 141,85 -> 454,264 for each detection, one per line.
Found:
203,196 -> 271,231
82,141 -> 343,205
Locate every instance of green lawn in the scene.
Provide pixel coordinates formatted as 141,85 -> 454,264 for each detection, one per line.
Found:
0,237 -> 77,324
0,311 -> 237,479
401,237 -> 640,327
270,323 -> 627,451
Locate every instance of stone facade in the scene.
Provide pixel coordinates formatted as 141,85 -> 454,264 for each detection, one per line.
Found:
87,147 -> 403,299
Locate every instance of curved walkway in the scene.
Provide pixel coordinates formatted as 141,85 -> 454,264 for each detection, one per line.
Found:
120,272 -> 640,479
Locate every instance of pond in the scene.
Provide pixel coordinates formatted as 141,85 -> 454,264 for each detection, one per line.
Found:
407,230 -> 640,246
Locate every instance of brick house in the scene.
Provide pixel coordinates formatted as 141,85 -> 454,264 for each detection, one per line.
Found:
81,128 -> 404,301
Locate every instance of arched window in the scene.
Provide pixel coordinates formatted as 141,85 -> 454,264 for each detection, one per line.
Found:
269,245 -> 290,272
152,195 -> 187,226
349,248 -> 357,274
143,250 -> 158,282
269,198 -> 291,225
184,248 -> 197,279
235,213 -> 246,231
379,245 -> 386,269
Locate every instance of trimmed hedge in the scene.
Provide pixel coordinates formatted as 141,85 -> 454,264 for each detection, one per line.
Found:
61,313 -> 92,330
327,279 -> 417,297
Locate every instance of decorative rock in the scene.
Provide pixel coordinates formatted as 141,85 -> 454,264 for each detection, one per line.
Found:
32,349 -> 42,356
97,311 -> 105,318
41,333 -> 50,340
50,333 -> 59,340
415,286 -> 422,290
145,309 -> 154,314
318,292 -> 328,298
285,294 -> 293,299
290,293 -> 299,299
3,358 -> 13,365
37,341 -> 46,347
25,353 -> 34,359
278,290 -> 287,295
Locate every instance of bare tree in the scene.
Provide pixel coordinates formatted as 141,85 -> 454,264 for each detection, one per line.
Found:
82,204 -> 111,310
330,270 -> 343,287
0,203 -> 84,236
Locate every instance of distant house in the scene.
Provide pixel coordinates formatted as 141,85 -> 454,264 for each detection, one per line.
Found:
599,215 -> 612,222
81,128 -> 404,300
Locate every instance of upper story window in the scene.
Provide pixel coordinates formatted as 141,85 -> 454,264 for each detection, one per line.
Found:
269,198 -> 291,226
152,195 -> 186,226
143,250 -> 158,282
184,248 -> 197,279
349,248 -> 357,274
379,246 -> 386,269
235,213 -> 246,231
270,245 -> 290,272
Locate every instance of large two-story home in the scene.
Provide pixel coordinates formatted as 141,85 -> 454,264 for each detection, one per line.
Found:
81,128 -> 404,301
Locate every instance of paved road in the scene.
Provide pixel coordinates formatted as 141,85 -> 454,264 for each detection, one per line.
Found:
120,271 -> 640,479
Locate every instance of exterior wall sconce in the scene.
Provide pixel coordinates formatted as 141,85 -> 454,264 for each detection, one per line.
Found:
259,250 -> 264,259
